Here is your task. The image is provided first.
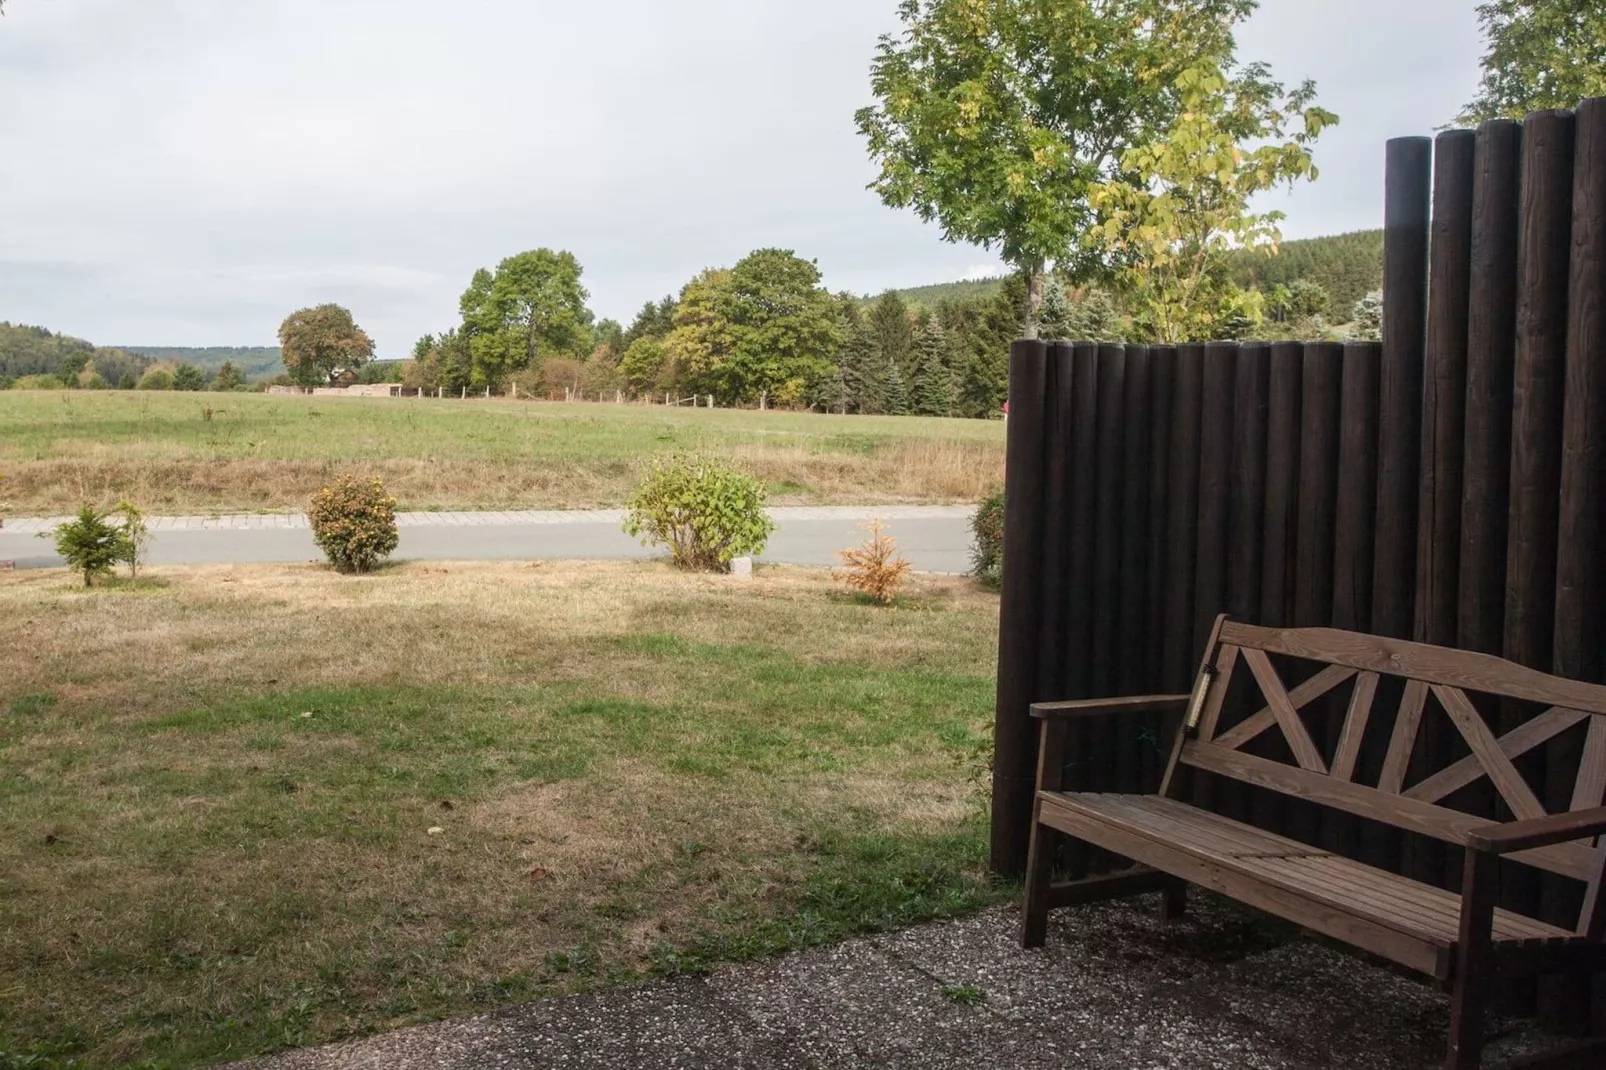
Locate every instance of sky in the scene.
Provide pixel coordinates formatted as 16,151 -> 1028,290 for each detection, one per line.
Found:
0,0 -> 1486,355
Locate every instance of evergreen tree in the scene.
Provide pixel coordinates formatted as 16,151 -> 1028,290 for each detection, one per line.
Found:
1066,287 -> 1124,342
171,363 -> 206,391
869,291 -> 916,378
911,322 -> 956,416
957,274 -> 1027,417
1037,277 -> 1075,341
839,323 -> 885,414
1351,290 -> 1383,341
883,358 -> 910,416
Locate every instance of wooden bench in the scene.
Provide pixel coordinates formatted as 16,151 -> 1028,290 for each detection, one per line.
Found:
1019,616 -> 1606,1070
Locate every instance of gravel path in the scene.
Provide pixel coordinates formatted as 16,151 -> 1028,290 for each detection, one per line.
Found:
224,898 -> 1570,1070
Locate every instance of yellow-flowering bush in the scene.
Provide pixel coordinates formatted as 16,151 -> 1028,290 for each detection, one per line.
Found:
308,476 -> 399,574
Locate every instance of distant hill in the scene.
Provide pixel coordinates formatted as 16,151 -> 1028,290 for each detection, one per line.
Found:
1227,229 -> 1384,316
871,231 -> 1383,319
0,322 -> 147,385
121,346 -> 284,382
861,277 -> 1007,309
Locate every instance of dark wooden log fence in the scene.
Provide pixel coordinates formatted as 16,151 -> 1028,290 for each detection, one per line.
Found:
991,97 -> 1606,1030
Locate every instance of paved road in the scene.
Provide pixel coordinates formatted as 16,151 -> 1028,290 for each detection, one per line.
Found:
1,506 -> 977,574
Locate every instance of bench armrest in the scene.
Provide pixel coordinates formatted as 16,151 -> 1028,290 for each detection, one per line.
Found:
1030,694 -> 1191,720
1465,806 -> 1606,855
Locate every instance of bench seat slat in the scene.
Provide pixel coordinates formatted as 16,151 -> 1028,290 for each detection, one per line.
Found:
1041,792 -> 1572,949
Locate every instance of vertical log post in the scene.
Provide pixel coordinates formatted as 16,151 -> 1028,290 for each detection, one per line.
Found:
989,340 -> 1051,877
1194,343 -> 1238,659
1505,112 -> 1576,1018
1143,347 -> 1177,791
1144,347 -> 1177,693
1290,342 -> 1344,845
1459,119 -> 1523,658
1375,136 -> 1433,643
1116,345 -> 1153,796
1553,98 -> 1606,1032
1418,129 -> 1478,648
1331,342 -> 1382,857
1223,343 -> 1269,824
1417,129 -> 1479,889
1254,340 -> 1305,836
1161,346 -> 1206,694
1033,344 -> 1082,879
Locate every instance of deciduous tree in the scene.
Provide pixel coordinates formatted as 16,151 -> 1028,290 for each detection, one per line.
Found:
460,250 -> 592,387
856,0 -> 1257,335
719,250 -> 843,407
1458,1 -> 1606,123
278,304 -> 375,387
663,269 -> 734,399
213,361 -> 243,391
621,337 -> 671,397
1088,63 -> 1333,342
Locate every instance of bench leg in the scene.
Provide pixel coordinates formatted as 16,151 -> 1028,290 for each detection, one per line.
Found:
1020,800 -> 1056,949
1160,878 -> 1187,922
1447,851 -> 1498,1070
1446,965 -> 1488,1070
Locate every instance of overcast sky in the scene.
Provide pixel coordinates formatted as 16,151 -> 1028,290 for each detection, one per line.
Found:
0,0 -> 1485,354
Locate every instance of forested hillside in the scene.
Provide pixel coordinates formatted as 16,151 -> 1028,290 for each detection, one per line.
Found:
121,346 -> 283,382
0,323 -> 147,386
1226,229 -> 1383,315
866,277 -> 1006,309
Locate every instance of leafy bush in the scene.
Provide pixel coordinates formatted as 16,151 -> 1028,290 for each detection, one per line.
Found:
837,519 -> 912,605
970,486 -> 1004,589
136,367 -> 174,391
45,506 -> 128,587
0,375 -> 13,391
307,476 -> 399,574
623,454 -> 774,572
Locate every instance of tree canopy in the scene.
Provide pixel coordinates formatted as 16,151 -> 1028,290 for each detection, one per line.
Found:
1459,1 -> 1606,123
460,249 -> 593,386
1089,62 -> 1333,341
855,0 -> 1258,332
718,250 -> 843,406
278,304 -> 375,387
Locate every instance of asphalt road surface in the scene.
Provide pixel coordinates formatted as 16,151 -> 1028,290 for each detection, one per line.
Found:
1,506 -> 977,574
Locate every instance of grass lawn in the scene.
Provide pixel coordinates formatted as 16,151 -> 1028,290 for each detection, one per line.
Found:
0,391 -> 1005,515
0,560 -> 1005,1069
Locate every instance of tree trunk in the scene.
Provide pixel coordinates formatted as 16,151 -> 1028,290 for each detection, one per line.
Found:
1023,262 -> 1045,340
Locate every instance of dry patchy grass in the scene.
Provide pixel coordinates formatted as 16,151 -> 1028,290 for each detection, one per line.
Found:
0,391 -> 1004,515
0,561 -> 1003,1069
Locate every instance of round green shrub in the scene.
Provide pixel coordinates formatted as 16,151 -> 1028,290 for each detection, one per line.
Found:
623,453 -> 775,572
136,367 -> 175,391
308,475 -> 399,574
970,485 -> 1004,589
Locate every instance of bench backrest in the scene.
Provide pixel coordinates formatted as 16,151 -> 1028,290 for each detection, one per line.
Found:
1170,618 -> 1606,897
